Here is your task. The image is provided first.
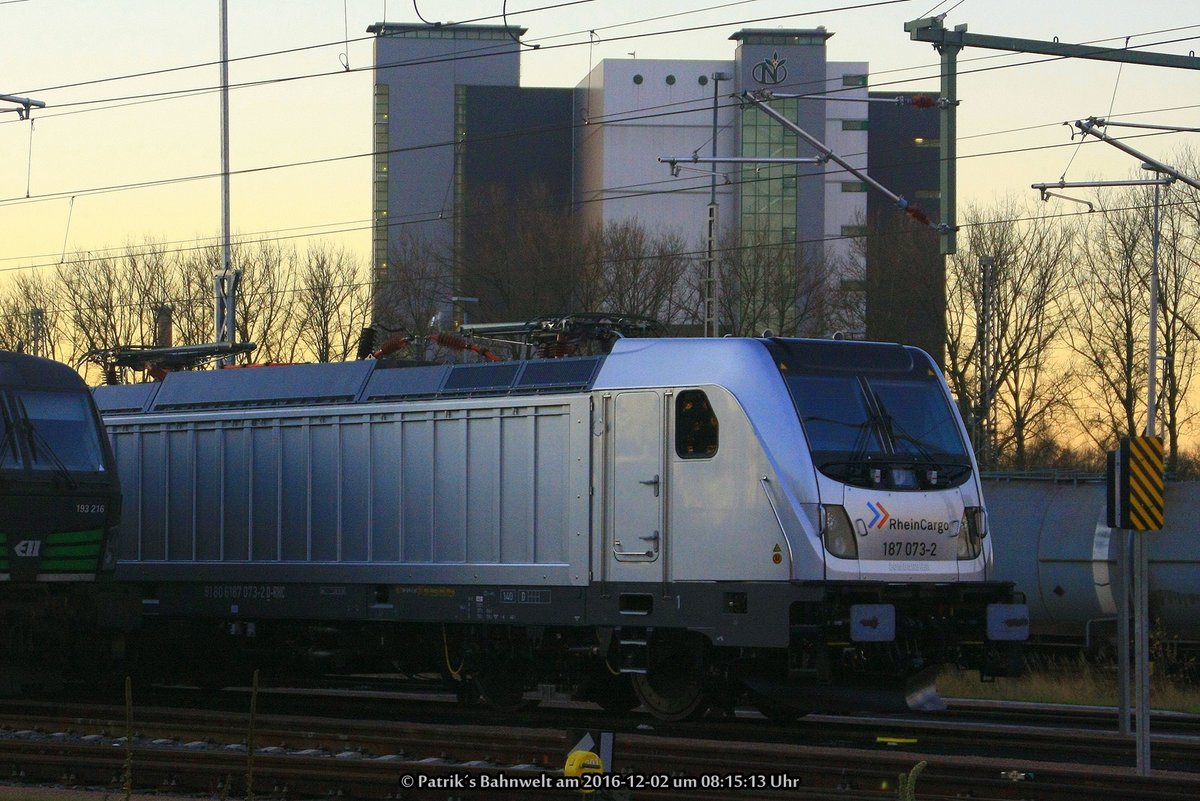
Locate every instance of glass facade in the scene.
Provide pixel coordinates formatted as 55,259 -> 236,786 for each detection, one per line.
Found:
372,83 -> 390,280
739,97 -> 799,246
453,85 -> 467,290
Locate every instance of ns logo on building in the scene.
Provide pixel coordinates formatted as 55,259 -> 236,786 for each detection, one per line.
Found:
752,51 -> 788,85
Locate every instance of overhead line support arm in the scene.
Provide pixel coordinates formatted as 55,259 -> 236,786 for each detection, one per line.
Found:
904,16 -> 1200,255
740,91 -> 945,232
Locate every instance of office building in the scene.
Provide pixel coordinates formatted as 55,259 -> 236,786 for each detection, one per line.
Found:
369,22 -> 940,350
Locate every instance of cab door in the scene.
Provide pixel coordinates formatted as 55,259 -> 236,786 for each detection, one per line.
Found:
605,390 -> 666,584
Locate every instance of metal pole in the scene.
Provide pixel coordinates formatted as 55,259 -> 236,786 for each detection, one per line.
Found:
1133,178 -> 1162,777
220,0 -> 231,285
978,256 -> 995,467
1117,531 -> 1132,737
709,77 -> 721,208
705,72 -> 731,338
1134,529 -> 1150,775
938,41 -> 959,255
215,0 -> 238,364
1147,180 -> 1160,439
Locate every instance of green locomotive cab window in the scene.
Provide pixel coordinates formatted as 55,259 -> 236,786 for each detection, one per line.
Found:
676,390 -> 718,459
18,390 -> 108,473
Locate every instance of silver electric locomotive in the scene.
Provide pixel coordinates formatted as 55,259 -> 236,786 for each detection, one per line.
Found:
95,336 -> 1027,718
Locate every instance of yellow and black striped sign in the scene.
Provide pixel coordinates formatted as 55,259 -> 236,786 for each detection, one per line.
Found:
1127,435 -> 1165,531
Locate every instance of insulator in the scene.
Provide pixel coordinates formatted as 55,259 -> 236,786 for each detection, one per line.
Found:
430,332 -> 469,351
906,205 -> 932,227
372,334 -> 410,358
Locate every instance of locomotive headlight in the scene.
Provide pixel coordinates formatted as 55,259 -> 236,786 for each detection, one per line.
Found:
958,506 -> 986,560
821,505 -> 858,559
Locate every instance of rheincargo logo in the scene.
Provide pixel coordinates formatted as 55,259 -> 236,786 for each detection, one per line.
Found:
867,502 -> 890,529
887,518 -> 953,534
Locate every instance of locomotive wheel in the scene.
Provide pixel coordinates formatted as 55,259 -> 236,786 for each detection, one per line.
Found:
630,635 -> 710,721
584,665 -> 639,713
473,657 -> 531,712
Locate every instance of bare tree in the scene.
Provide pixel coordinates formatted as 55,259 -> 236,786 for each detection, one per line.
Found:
373,230 -> 452,340
97,236 -> 304,364
581,220 -> 693,323
295,243 -> 370,363
462,184 -> 583,322
1069,173 -> 1200,470
0,272 -> 63,360
946,198 -> 1075,469
56,251 -> 146,380
1157,151 -> 1200,473
1132,179 -> 1200,473
1069,188 -> 1150,449
234,240 -> 304,364
825,242 -> 867,341
714,228 -> 827,337
857,209 -> 944,363
122,240 -> 177,333
170,245 -> 222,349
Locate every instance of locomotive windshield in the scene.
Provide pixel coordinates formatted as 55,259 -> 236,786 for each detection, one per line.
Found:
0,389 -> 108,475
765,340 -> 971,491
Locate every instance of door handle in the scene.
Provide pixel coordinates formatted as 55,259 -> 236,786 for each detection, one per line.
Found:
614,534 -> 658,558
639,474 -> 661,497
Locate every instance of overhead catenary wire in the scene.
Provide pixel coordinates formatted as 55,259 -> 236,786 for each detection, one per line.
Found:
3,5 -> 1199,274
4,4 -> 1195,199
4,18 -> 1197,213
1,189 -> 1178,329
2,13 -> 1192,242
8,0 -> 599,97
0,78 -> 1182,221
8,124 -> 1187,281
4,19 -> 1195,178
6,12 -> 1198,130
0,108 -> 1186,274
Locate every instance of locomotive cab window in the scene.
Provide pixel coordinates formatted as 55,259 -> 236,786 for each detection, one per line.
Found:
676,390 -> 718,459
2,388 -> 109,472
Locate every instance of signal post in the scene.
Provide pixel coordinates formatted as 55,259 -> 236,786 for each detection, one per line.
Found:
1107,435 -> 1165,776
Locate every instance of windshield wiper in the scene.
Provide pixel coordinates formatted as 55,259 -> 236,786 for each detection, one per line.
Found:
870,394 -> 974,485
15,398 -> 77,490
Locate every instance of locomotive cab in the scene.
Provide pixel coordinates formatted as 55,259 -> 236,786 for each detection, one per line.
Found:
0,351 -> 122,693
0,353 -> 120,583
768,338 -> 987,582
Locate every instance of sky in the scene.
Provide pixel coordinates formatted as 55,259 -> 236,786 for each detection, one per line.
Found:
2,0 -> 1199,287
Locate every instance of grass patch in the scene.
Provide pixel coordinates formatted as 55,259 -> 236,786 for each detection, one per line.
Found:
939,655 -> 1200,714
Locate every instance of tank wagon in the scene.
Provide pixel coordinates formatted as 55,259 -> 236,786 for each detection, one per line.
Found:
986,479 -> 1200,650
94,337 -> 1026,719
0,351 -> 121,690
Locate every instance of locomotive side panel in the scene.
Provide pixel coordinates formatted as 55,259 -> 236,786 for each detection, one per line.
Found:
107,395 -> 592,588
664,386 -> 796,583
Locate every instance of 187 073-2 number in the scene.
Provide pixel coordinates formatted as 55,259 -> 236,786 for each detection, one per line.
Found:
882,540 -> 937,558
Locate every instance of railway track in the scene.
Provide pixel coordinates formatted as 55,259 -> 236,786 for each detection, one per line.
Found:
0,695 -> 1196,800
